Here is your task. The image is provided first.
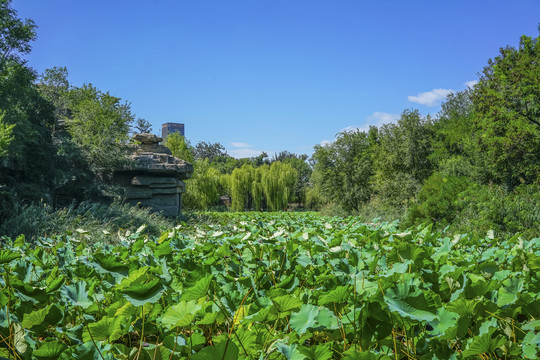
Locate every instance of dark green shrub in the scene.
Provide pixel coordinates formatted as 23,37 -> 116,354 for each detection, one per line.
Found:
451,184 -> 540,239
405,174 -> 471,228
0,200 -> 174,242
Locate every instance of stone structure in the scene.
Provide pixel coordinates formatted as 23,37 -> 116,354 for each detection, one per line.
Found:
114,133 -> 193,216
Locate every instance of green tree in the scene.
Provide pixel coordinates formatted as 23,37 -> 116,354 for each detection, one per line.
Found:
272,151 -> 312,205
133,117 -> 152,133
193,141 -> 227,162
373,110 -> 434,208
470,29 -> 540,187
164,132 -> 194,163
228,164 -> 254,211
0,0 -> 36,70
429,90 -> 483,179
0,64 -> 56,201
310,129 -> 374,212
183,159 -> 222,210
0,112 -> 14,158
38,66 -> 71,122
67,84 -> 134,176
261,161 -> 297,211
251,164 -> 268,211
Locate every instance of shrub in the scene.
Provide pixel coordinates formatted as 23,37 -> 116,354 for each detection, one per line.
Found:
0,200 -> 174,242
451,183 -> 540,239
405,174 -> 471,228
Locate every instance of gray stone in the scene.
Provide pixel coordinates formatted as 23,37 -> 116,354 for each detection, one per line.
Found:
133,133 -> 162,144
113,132 -> 193,217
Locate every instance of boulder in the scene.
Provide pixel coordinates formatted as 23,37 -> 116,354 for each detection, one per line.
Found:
114,133 -> 193,216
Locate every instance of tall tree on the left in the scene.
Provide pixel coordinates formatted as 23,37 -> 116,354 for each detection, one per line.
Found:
0,0 -> 57,203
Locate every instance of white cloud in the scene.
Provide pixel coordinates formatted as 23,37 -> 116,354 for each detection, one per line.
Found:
340,112 -> 400,134
320,139 -> 332,146
228,141 -> 266,158
229,148 -> 265,158
408,88 -> 454,106
230,142 -> 251,148
465,80 -> 478,88
367,111 -> 400,125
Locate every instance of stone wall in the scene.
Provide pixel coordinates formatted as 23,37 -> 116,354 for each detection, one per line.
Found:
114,133 -> 193,217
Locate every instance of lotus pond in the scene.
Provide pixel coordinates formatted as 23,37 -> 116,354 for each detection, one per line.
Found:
1,212 -> 539,359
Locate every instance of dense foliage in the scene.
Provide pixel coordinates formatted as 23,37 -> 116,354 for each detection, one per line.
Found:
308,30 -> 540,238
1,212 -> 539,359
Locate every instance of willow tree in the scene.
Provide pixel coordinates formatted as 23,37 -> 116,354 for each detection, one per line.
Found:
164,132 -> 194,163
262,162 -> 297,211
251,164 -> 268,211
229,164 -> 254,211
183,159 -> 222,210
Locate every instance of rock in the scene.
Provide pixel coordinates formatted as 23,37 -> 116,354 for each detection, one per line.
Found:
133,133 -> 163,144
114,133 -> 193,217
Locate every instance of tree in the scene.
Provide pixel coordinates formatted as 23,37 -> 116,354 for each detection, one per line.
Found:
193,141 -> 227,162
133,117 -> 152,134
228,164 -> 254,211
0,0 -> 36,71
272,152 -> 312,205
67,83 -> 134,176
251,164 -> 268,210
373,110 -> 434,207
38,66 -> 71,122
0,112 -> 14,158
261,162 -> 297,211
183,159 -> 222,209
310,129 -> 374,212
470,29 -> 540,187
0,62 -> 56,201
164,132 -> 194,163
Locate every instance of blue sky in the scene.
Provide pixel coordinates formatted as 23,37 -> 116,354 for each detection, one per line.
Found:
13,0 -> 540,158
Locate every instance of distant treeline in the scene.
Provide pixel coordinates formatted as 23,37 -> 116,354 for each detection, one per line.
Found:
0,0 -> 538,239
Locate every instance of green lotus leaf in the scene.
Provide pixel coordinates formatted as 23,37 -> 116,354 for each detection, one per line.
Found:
497,277 -> 523,307
317,306 -> 339,329
162,300 -> 200,329
462,332 -> 506,357
343,349 -> 391,359
82,315 -> 126,343
60,282 -> 93,309
528,254 -> 540,270
298,343 -> 333,360
196,311 -> 218,325
522,331 -> 540,358
33,341 -> 68,359
446,297 -> 476,316
93,253 -> 129,273
289,304 -> 319,335
384,294 -> 436,322
181,275 -> 213,301
318,285 -> 350,306
117,267 -> 150,290
123,281 -> 164,307
427,307 -> 459,336
271,294 -> 304,313
275,342 -> 305,360
0,249 -> 21,264
21,304 -> 63,332
46,275 -> 65,293
231,326 -> 259,355
191,340 -> 239,360
523,319 -> 540,331
0,290 -> 8,307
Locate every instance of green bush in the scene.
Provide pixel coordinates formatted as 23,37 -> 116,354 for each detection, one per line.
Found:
0,200 -> 174,242
451,183 -> 540,239
405,174 -> 471,228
